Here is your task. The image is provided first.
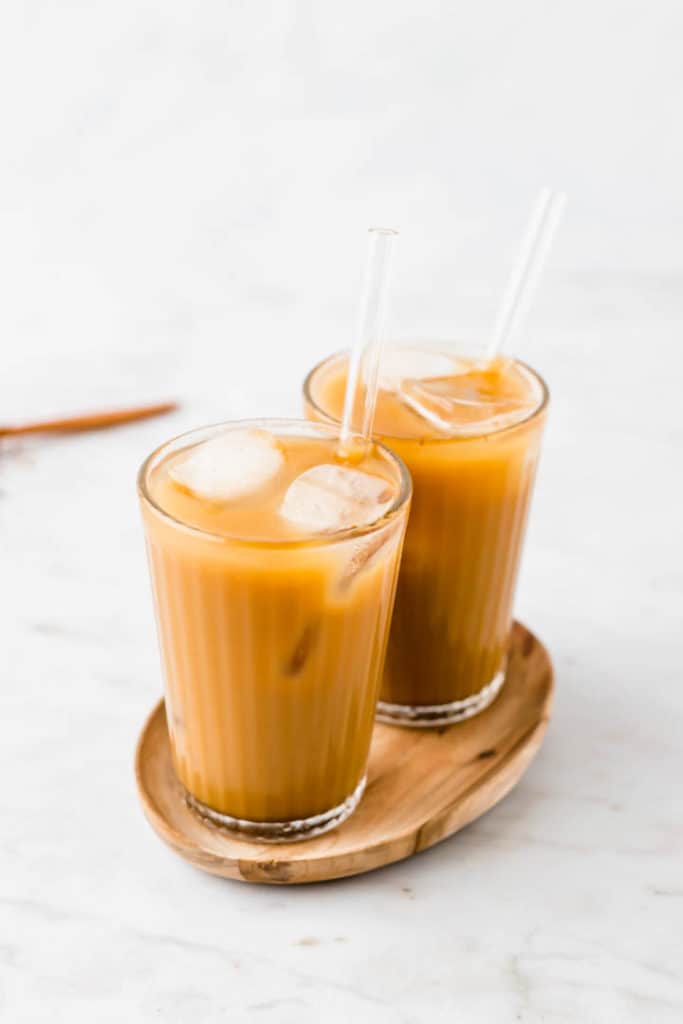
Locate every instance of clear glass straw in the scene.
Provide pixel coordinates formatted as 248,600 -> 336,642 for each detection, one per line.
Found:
338,227 -> 398,456
486,188 -> 567,363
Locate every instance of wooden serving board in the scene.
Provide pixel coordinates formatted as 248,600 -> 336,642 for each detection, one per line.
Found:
135,621 -> 553,884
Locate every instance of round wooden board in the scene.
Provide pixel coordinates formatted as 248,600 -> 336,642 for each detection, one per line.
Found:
135,621 -> 553,884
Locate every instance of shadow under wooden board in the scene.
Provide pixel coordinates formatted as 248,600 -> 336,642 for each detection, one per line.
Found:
135,621 -> 553,885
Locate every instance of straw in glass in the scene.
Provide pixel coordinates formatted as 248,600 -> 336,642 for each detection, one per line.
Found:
338,227 -> 398,456
486,188 -> 567,363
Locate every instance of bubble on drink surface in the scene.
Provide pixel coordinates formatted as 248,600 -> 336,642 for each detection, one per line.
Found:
398,369 -> 538,437
169,428 -> 284,501
378,347 -> 465,392
280,464 -> 394,533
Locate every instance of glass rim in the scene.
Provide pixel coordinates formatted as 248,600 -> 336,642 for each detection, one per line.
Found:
302,347 -> 550,443
137,416 -> 412,549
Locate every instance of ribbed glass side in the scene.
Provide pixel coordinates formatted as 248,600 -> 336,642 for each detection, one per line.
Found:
142,517 -> 406,825
380,414 -> 546,709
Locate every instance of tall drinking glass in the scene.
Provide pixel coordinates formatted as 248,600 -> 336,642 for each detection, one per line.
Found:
304,349 -> 548,726
138,419 -> 410,839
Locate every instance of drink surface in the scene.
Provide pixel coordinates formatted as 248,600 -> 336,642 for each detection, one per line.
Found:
305,348 -> 548,716
312,346 -> 543,441
148,427 -> 398,543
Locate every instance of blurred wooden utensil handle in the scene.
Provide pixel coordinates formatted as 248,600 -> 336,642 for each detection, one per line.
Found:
0,401 -> 178,437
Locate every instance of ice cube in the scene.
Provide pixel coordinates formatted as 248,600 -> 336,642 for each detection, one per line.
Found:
169,427 -> 284,501
336,526 -> 401,592
399,376 -> 532,436
280,464 -> 394,533
378,347 -> 464,392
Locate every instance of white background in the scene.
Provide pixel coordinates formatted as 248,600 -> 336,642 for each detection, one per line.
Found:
1,3 -> 681,1021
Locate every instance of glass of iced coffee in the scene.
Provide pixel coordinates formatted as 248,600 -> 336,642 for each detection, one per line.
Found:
138,418 -> 410,840
304,347 -> 548,726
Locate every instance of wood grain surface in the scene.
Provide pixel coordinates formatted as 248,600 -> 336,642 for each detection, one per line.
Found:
135,621 -> 553,884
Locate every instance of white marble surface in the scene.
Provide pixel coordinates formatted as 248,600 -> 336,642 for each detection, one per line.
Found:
1,3 -> 682,1021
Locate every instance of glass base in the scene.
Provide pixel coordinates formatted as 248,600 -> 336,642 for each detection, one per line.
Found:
376,666 -> 506,728
184,775 -> 366,843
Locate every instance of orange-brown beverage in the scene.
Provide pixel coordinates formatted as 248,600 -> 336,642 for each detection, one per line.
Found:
138,419 -> 410,840
304,347 -> 548,726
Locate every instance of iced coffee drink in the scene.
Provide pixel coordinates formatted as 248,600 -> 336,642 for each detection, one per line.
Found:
304,347 -> 548,725
138,419 -> 410,839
